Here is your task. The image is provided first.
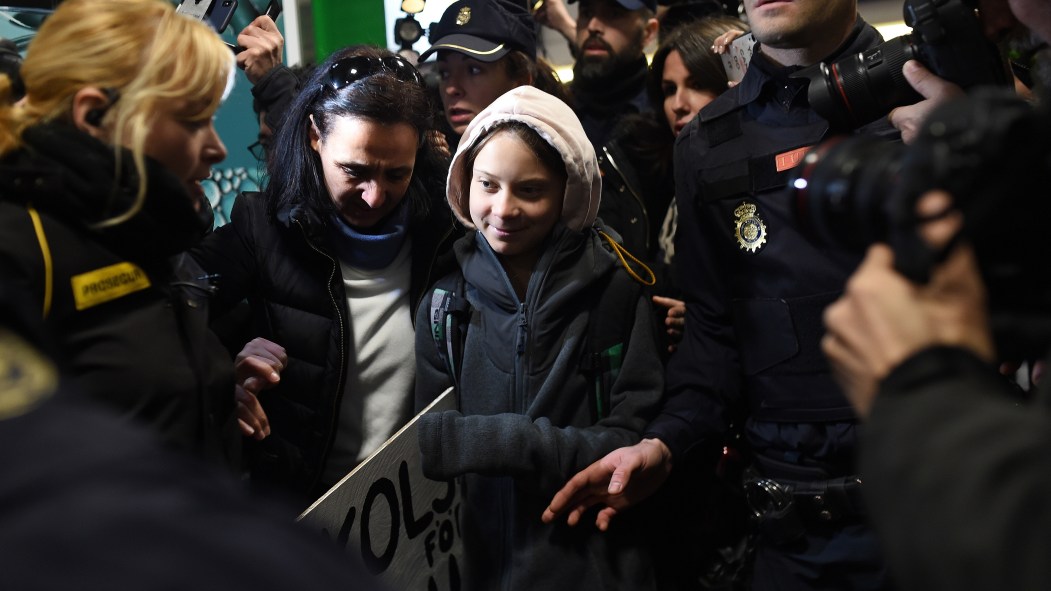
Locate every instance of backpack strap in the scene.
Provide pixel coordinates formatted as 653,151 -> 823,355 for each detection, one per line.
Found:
581,268 -> 643,422
429,270 -> 470,390
581,226 -> 653,422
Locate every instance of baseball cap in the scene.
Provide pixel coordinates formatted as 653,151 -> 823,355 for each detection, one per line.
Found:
568,0 -> 658,12
419,0 -> 537,63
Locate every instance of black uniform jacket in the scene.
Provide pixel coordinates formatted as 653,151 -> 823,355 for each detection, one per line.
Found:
649,19 -> 898,465
192,187 -> 457,499
0,122 -> 239,465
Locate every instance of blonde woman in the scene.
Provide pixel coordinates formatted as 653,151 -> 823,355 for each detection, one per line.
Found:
0,0 -> 239,465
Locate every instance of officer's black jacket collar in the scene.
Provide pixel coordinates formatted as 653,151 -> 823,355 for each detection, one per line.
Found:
0,122 -> 210,267
700,16 -> 882,122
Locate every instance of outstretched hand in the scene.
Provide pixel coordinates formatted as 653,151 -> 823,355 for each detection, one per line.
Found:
542,438 -> 672,531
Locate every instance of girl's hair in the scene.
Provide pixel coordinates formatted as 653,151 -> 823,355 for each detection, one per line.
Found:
264,45 -> 444,223
457,120 -> 568,211
0,0 -> 232,226
647,16 -> 747,134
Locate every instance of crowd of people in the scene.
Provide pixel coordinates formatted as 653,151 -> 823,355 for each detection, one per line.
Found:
0,0 -> 1049,589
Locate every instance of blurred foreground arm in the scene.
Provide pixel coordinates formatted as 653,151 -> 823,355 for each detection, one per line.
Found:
822,191 -> 994,416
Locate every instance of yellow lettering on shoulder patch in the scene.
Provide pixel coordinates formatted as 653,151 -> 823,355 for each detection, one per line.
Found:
71,262 -> 151,311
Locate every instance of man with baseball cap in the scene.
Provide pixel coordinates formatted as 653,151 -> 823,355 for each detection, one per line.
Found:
536,0 -> 659,150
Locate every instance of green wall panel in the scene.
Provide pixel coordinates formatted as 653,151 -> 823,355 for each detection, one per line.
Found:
312,0 -> 386,60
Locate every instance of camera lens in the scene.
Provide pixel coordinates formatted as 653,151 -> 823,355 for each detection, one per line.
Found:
807,36 -> 921,131
791,135 -> 905,251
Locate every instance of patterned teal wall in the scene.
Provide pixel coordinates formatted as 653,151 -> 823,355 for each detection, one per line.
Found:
0,3 -> 276,228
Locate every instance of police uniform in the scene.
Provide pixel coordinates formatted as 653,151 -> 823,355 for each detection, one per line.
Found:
648,18 -> 897,590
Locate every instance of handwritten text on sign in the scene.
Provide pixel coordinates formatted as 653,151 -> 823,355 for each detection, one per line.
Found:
300,389 -> 462,590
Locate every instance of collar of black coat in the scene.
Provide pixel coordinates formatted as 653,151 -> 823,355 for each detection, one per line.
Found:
701,16 -> 881,122
0,122 -> 210,267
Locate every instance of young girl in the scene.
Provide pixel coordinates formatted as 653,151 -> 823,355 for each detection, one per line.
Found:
414,86 -> 663,590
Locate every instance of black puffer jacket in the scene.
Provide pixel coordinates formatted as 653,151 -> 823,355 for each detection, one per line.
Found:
0,123 -> 239,466
193,188 -> 457,500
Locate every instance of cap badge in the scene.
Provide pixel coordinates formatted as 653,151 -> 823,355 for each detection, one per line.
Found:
733,202 -> 767,254
456,6 -> 471,25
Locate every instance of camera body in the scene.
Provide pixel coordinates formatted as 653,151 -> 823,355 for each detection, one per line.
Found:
798,0 -> 1010,131
792,90 -> 1051,356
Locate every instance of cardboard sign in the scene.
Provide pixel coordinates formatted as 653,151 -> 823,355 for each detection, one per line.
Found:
299,388 -> 462,590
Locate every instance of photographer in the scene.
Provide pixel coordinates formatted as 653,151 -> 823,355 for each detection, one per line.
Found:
822,1 -> 1051,589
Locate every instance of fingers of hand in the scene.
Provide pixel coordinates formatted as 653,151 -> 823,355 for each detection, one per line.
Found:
595,507 -> 619,532
235,356 -> 282,388
235,388 -> 270,438
903,60 -> 963,101
711,30 -> 743,54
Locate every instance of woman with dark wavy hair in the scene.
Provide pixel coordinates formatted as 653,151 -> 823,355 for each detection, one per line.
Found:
596,15 -> 747,355
193,45 -> 458,504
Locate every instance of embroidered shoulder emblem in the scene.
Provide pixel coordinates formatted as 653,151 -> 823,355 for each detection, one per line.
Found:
0,329 -> 57,420
733,202 -> 767,254
71,261 -> 151,311
456,6 -> 471,25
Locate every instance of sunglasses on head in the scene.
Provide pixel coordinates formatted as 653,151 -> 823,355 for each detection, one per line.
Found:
324,55 -> 424,92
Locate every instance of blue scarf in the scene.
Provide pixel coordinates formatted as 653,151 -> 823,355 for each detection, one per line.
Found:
327,198 -> 411,270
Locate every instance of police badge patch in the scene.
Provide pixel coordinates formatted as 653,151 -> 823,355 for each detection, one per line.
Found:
456,6 -> 471,25
733,202 -> 767,253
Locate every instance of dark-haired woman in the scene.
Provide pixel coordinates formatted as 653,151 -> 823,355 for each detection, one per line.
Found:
192,45 -> 458,503
597,16 -> 747,354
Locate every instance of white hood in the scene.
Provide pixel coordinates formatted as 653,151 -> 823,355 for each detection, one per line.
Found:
446,86 -> 601,232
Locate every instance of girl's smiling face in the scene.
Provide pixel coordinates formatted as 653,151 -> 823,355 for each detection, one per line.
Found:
469,129 -> 565,271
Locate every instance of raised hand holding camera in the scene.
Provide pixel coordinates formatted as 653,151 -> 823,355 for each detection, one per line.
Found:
796,0 -> 1010,132
794,88 -> 1051,359
887,60 -> 964,143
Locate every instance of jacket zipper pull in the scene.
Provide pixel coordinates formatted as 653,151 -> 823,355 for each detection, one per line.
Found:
516,302 -> 528,355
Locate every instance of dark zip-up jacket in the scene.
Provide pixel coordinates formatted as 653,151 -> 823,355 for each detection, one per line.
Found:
193,189 -> 457,500
415,228 -> 663,591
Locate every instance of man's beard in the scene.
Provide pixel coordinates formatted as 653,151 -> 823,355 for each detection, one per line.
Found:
573,34 -> 645,84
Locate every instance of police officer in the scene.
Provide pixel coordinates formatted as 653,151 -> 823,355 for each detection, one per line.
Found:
544,0 -> 905,588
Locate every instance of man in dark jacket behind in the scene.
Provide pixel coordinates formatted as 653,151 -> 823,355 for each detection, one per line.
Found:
537,0 -> 659,151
